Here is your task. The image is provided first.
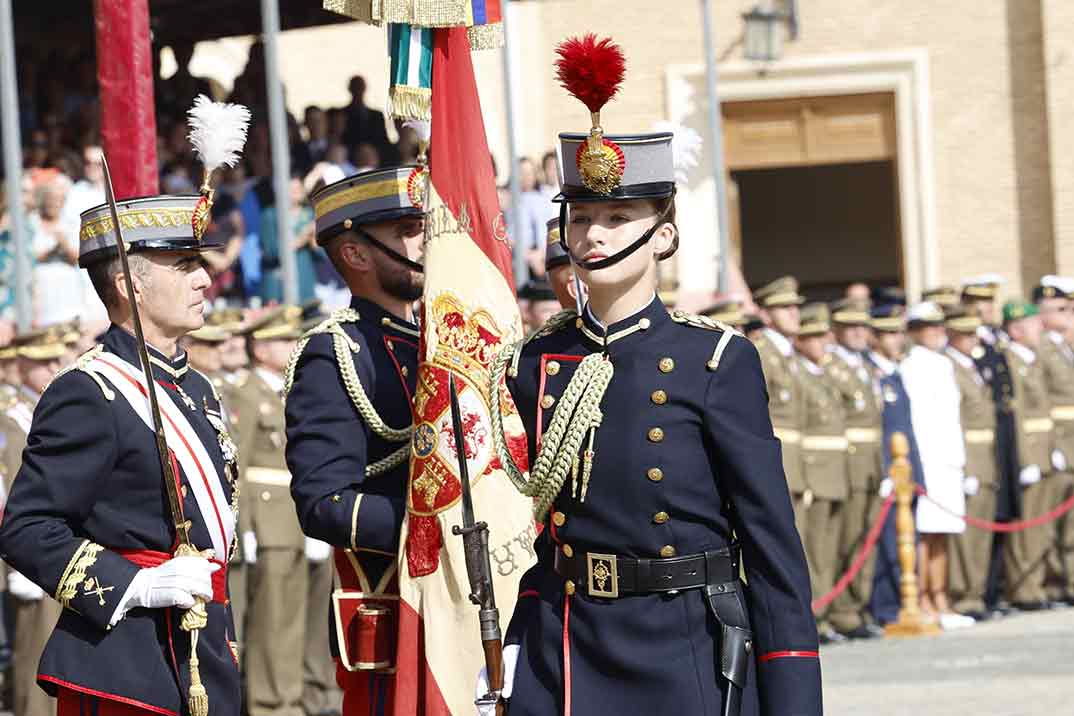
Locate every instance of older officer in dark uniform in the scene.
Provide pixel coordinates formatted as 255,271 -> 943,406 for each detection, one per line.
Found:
0,193 -> 240,716
482,37 -> 821,716
286,166 -> 423,716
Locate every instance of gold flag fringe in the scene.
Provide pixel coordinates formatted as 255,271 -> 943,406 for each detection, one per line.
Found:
389,85 -> 432,122
467,22 -> 504,50
323,0 -> 375,22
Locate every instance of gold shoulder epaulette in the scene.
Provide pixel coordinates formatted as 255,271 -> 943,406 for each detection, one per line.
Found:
283,305 -> 410,478
47,345 -> 115,400
670,310 -> 739,372
524,309 -> 578,346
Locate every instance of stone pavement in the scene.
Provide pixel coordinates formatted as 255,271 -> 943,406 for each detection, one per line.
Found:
822,607 -> 1074,715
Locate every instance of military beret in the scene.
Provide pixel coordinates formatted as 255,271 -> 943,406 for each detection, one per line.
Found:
1002,300 -> 1039,324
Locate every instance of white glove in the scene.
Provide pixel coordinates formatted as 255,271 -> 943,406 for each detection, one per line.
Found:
8,571 -> 45,601
304,537 -> 332,562
127,556 -> 218,611
963,476 -> 980,497
475,643 -> 519,716
878,478 -> 894,498
1019,464 -> 1042,486
1052,449 -> 1068,473
243,531 -> 258,564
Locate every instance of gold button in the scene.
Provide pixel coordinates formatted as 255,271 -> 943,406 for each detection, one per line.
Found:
181,485 -> 188,498
647,467 -> 664,482
653,511 -> 669,524
562,543 -> 574,558
261,491 -> 272,502
648,427 -> 665,443
552,511 -> 566,527
546,361 -> 561,376
343,218 -> 353,230
331,494 -> 342,503
381,317 -> 391,326
651,390 -> 667,405
639,318 -> 651,330
575,318 -> 583,329
541,394 -> 556,409
660,545 -> 677,558
565,579 -> 576,595
401,365 -> 409,377
659,357 -> 675,373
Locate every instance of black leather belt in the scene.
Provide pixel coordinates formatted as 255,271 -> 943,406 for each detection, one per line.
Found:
553,546 -> 737,599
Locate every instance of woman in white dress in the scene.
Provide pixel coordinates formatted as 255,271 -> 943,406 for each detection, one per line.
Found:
900,302 -> 974,628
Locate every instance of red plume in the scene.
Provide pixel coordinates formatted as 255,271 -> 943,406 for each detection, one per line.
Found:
554,34 -> 626,114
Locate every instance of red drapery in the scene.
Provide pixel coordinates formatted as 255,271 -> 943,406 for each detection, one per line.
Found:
94,0 -> 158,198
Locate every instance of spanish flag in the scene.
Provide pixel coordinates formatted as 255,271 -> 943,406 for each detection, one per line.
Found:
393,25 -> 534,716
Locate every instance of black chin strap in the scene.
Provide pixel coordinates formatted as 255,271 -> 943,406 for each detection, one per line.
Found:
356,229 -> 425,274
568,221 -> 662,272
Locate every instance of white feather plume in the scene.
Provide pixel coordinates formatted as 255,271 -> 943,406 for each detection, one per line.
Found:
652,121 -> 703,184
187,94 -> 251,175
403,120 -> 432,146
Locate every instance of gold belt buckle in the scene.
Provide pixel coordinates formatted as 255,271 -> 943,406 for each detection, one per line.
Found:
586,552 -> 619,598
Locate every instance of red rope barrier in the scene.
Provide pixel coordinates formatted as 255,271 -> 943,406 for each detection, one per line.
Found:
812,493 -> 896,613
914,485 -> 1074,533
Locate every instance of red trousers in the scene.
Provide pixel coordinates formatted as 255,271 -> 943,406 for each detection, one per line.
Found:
337,662 -> 395,716
56,687 -> 163,716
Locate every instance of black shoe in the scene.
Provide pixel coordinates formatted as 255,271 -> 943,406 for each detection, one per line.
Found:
963,609 -> 992,622
840,624 -> 883,640
819,628 -> 849,645
1012,600 -> 1049,612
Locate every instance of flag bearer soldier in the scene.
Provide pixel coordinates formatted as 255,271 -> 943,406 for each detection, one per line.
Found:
1001,300 -> 1068,610
235,306 -> 324,716
1030,281 -> 1074,604
0,182 -> 243,715
962,276 -> 1020,609
753,276 -> 808,532
791,303 -> 849,644
944,307 -> 1000,619
480,36 -> 821,716
2,326 -> 69,716
825,299 -> 885,639
285,166 -> 424,716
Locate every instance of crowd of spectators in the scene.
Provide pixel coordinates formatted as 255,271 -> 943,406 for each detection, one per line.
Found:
0,42 -> 565,330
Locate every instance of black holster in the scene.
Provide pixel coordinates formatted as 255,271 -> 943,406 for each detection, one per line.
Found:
702,552 -> 752,716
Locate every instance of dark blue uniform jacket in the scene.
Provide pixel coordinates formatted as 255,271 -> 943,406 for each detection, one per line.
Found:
0,326 -> 240,716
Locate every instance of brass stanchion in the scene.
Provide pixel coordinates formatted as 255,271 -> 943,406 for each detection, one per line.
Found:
884,433 -> 942,637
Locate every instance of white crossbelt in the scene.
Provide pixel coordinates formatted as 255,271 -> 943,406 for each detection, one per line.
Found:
1024,417 -> 1054,434
963,429 -> 995,444
245,466 -> 292,486
92,353 -> 235,558
845,427 -> 880,443
773,427 -> 802,444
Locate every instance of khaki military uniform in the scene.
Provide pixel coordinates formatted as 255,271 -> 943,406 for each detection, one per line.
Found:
797,354 -> 849,630
2,390 -> 61,716
236,368 -> 339,716
1004,345 -> 1064,604
755,332 -> 806,523
214,370 -> 249,649
946,348 -> 999,613
824,349 -> 884,633
1037,332 -> 1074,600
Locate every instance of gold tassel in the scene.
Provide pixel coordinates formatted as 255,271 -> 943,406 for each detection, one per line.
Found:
579,428 -> 597,502
187,629 -> 209,716
468,22 -> 504,51
388,85 -> 432,122
175,543 -> 212,716
570,453 -> 580,499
